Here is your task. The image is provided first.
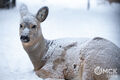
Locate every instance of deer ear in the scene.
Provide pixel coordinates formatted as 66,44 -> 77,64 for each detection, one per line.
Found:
19,4 -> 29,17
36,6 -> 49,22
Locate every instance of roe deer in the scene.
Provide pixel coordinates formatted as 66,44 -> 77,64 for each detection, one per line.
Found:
19,4 -> 120,80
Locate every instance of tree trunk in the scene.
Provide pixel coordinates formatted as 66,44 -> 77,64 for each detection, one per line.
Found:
87,0 -> 90,10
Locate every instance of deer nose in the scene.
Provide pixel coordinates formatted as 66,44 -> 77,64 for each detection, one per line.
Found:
20,35 -> 30,43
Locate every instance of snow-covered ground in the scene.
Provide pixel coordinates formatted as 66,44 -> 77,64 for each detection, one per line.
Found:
0,0 -> 120,80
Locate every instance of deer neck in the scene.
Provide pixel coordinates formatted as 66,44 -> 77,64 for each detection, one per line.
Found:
23,35 -> 48,71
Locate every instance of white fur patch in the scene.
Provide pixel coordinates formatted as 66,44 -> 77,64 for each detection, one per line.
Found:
22,27 -> 29,36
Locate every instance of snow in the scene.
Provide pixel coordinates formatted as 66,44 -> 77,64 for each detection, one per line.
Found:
0,0 -> 120,80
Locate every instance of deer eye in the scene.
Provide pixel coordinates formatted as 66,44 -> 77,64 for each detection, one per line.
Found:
20,24 -> 23,28
32,25 -> 37,29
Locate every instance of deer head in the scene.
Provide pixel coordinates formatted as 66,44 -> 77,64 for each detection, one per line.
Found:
19,4 -> 49,47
